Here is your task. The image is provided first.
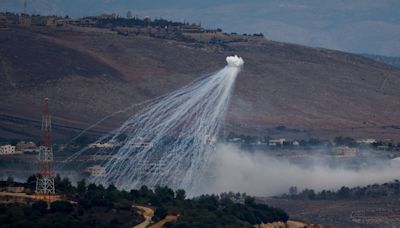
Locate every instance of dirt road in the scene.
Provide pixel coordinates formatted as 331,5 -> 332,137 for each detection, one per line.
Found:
133,205 -> 154,228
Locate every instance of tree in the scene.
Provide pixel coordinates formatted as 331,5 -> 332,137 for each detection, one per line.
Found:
288,186 -> 298,196
6,176 -> 14,182
77,179 -> 86,195
32,201 -> 48,213
151,186 -> 175,205
154,207 -> 168,221
308,138 -> 321,146
244,196 -> 255,205
337,186 -> 351,199
50,201 -> 74,213
129,189 -> 139,200
175,189 -> 186,201
106,184 -> 120,202
126,11 -> 132,19
139,185 -> 152,199
334,136 -> 356,147
26,175 -> 36,190
275,125 -> 286,131
55,176 -> 74,195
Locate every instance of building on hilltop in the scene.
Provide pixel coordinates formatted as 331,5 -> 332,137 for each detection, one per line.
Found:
89,140 -> 121,148
0,180 -> 28,193
292,140 -> 300,146
18,14 -> 31,26
333,146 -> 358,157
80,13 -> 117,25
0,145 -> 20,155
179,24 -> 205,33
356,139 -> 377,144
269,138 -> 286,147
16,141 -> 37,153
45,18 -> 57,26
0,15 -> 9,24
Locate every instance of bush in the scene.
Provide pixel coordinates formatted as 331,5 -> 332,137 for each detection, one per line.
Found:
50,201 -> 74,213
154,207 -> 168,221
175,189 -> 186,201
32,201 -> 48,213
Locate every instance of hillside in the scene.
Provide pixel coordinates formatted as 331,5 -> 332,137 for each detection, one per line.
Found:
1,25 -> 400,142
361,53 -> 400,69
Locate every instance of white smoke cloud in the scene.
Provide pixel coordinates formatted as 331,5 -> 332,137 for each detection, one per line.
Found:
202,144 -> 400,196
226,55 -> 244,67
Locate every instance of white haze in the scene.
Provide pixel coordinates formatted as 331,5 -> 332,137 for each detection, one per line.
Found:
203,144 -> 400,196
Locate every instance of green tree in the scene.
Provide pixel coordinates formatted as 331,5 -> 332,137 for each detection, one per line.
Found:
55,175 -> 75,195
32,201 -> 48,213
154,206 -> 168,221
337,186 -> 351,199
6,176 -> 14,182
139,185 -> 153,199
244,196 -> 255,205
288,186 -> 298,196
154,186 -> 175,204
77,179 -> 87,195
106,184 -> 120,202
50,201 -> 74,213
175,189 -> 186,201
26,175 -> 36,189
334,136 -> 356,147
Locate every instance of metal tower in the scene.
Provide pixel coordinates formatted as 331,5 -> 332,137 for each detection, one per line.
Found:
23,0 -> 27,14
35,98 -> 55,201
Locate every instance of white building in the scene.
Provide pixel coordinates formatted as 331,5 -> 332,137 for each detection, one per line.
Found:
227,137 -> 243,143
269,138 -> 286,146
356,139 -> 376,144
89,141 -> 120,148
0,145 -> 19,155
16,141 -> 38,153
333,146 -> 358,157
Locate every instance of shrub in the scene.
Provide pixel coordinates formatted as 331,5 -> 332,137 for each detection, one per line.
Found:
154,206 -> 168,221
32,201 -> 48,213
50,201 -> 74,213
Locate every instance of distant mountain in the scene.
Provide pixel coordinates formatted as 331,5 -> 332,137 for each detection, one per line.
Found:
0,26 -> 400,142
361,54 -> 400,69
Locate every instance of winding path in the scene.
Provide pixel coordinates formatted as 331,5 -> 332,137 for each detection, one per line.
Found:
133,205 -> 154,228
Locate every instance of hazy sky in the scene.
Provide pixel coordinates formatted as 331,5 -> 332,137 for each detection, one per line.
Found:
1,0 -> 400,56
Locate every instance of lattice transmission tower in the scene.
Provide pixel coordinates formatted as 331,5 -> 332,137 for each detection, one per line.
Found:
35,98 -> 55,201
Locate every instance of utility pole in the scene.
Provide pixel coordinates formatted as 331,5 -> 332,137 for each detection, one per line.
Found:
35,98 -> 56,203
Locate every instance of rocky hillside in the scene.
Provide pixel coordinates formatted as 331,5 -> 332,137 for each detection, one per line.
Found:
1,25 -> 400,142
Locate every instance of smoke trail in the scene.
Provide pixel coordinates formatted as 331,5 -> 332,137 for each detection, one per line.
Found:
63,72 -> 218,161
69,56 -> 244,195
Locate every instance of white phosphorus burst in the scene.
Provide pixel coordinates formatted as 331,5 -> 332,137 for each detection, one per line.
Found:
226,55 -> 244,67
69,56 -> 244,195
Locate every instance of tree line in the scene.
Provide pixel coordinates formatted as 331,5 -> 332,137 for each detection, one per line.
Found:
280,180 -> 400,200
0,175 -> 289,227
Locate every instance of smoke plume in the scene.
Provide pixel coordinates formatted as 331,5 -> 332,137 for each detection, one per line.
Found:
202,144 -> 400,196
